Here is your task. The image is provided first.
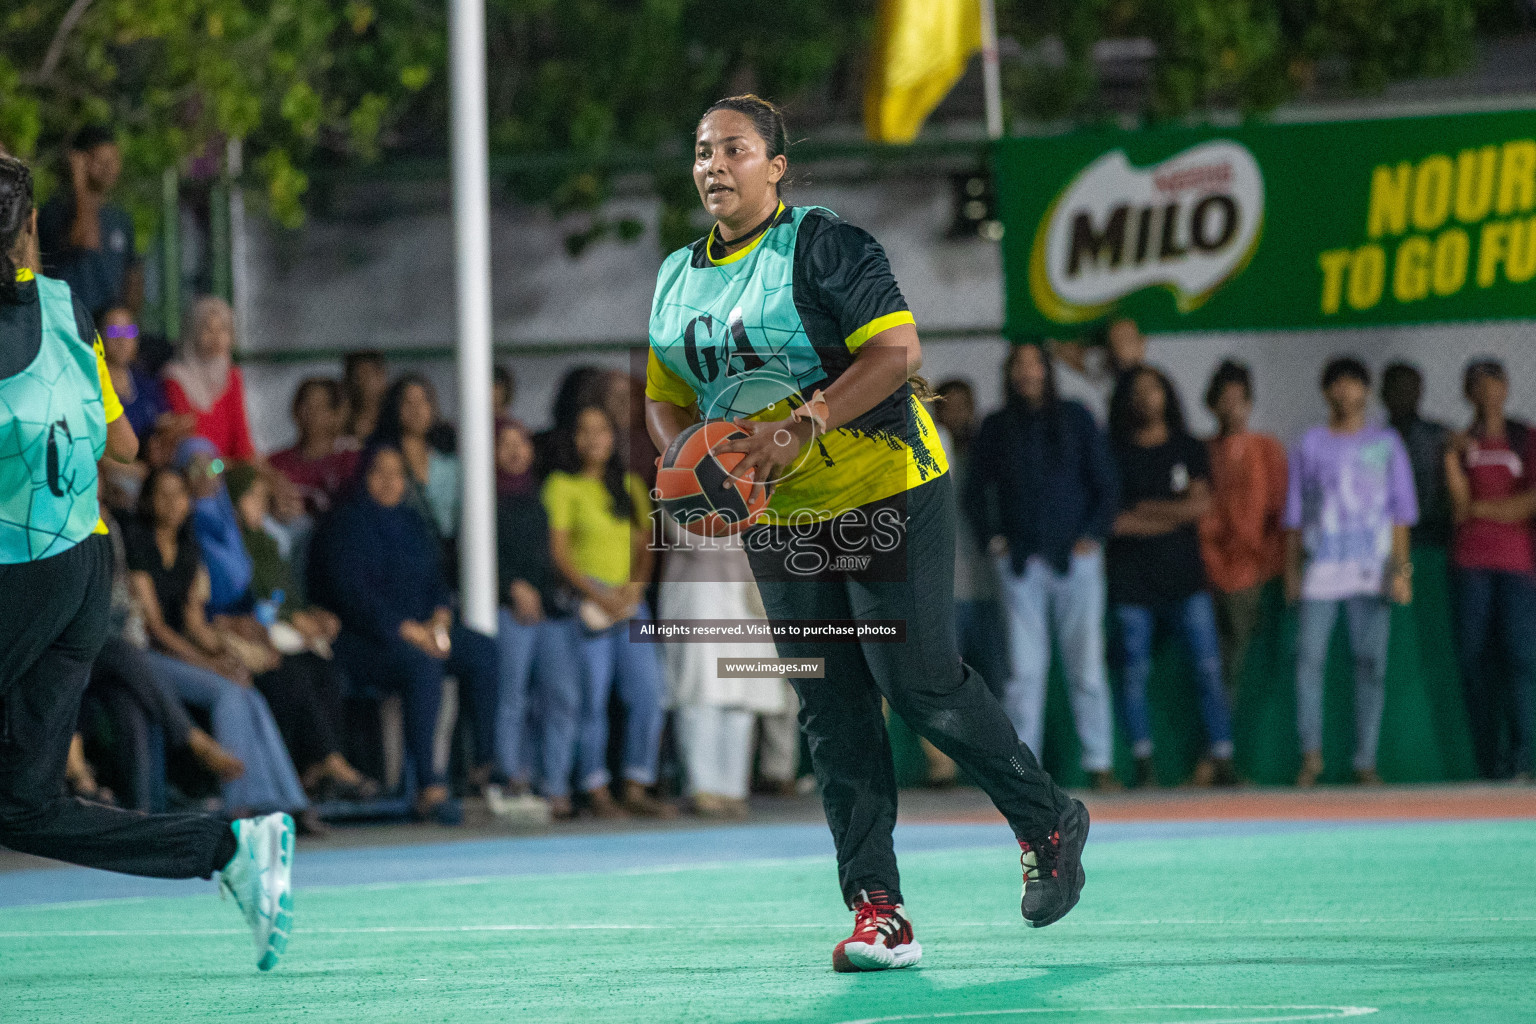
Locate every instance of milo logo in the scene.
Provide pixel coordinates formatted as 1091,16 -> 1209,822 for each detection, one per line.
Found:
1028,140 -> 1265,323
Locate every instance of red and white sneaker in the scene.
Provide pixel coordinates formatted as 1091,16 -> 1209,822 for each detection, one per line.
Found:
832,890 -> 922,973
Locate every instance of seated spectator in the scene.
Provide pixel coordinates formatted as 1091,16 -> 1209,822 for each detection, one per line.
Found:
493,363 -> 516,423
174,437 -> 252,616
226,463 -> 377,800
544,405 -> 672,818
162,296 -> 257,461
534,365 -> 608,479
311,446 -> 497,825
342,349 -> 389,446
1199,360 -> 1287,701
1285,357 -> 1417,787
100,306 -> 182,443
371,374 -> 459,544
1444,358 -> 1536,781
969,345 -> 1119,791
1107,365 -> 1236,788
91,511 -> 245,810
1383,361 -> 1451,548
270,378 -> 360,516
492,421 -> 580,818
124,467 -> 313,824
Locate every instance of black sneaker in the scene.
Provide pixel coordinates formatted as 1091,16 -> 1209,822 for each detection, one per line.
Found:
1020,798 -> 1090,928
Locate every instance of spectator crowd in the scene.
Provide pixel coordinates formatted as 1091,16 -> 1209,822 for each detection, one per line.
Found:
36,129 -> 1534,835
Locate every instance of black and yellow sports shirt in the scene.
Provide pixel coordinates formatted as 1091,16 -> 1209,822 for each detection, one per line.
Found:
646,204 -> 947,523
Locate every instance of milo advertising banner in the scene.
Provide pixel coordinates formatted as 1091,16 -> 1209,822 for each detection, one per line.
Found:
995,109 -> 1536,336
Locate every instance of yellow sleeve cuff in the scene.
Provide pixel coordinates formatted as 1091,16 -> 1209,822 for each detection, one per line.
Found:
844,310 -> 916,352
94,337 -> 125,423
645,349 -> 697,408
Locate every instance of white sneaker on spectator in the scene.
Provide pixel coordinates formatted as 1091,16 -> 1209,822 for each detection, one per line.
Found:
484,785 -> 552,827
219,813 -> 294,971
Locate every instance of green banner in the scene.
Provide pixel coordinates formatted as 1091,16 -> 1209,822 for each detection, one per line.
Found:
995,108 -> 1536,337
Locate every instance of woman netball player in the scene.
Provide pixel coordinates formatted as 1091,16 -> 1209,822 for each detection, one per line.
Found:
0,155 -> 292,971
643,96 -> 1089,973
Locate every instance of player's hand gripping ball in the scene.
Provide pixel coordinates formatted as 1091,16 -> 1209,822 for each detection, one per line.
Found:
655,420 -> 770,536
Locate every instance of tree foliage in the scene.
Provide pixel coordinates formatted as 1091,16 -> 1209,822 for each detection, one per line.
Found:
0,0 -> 1520,242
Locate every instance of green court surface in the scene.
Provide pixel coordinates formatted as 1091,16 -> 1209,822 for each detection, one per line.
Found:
3,820 -> 1534,1024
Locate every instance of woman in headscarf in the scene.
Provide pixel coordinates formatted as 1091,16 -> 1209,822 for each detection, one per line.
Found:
309,444 -> 487,825
161,296 -> 257,461
174,436 -> 252,616
174,437 -> 374,805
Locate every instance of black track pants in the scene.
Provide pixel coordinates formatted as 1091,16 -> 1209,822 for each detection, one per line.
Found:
0,535 -> 234,879
747,474 -> 1071,907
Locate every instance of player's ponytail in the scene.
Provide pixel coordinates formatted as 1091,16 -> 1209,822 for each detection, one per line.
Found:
0,156 -> 34,305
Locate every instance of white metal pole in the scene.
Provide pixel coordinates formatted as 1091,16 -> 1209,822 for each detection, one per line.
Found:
448,0 -> 498,636
979,0 -> 1004,140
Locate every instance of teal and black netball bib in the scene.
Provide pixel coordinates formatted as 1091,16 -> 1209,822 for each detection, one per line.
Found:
0,274 -> 107,563
649,206 -> 826,421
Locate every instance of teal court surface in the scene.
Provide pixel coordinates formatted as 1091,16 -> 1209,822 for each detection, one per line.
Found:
2,789 -> 1534,1023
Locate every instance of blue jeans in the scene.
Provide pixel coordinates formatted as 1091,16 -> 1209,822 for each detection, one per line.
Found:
1112,592 -> 1234,759
143,649 -> 309,813
495,610 -> 582,795
575,602 -> 665,791
1452,568 -> 1536,778
1295,596 -> 1391,771
996,551 -> 1114,771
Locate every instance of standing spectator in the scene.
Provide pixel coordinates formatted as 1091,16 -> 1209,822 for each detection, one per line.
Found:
934,378 -> 1008,708
161,296 -> 257,462
371,374 -> 459,544
124,468 -> 313,822
492,420 -> 579,817
969,345 -> 1120,790
1107,365 -> 1236,788
269,378 -> 360,516
658,514 -> 791,819
544,405 -> 672,818
1285,357 -> 1417,787
1050,318 -> 1147,423
1200,360 -> 1287,701
1382,362 -> 1452,548
310,445 -> 466,825
342,350 -> 389,445
1444,358 -> 1536,781
37,125 -> 140,318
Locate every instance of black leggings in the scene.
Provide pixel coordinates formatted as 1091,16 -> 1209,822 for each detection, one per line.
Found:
747,474 -> 1070,907
254,652 -> 346,776
0,536 -> 233,879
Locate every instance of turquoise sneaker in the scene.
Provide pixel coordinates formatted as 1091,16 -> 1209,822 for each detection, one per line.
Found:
219,813 -> 295,971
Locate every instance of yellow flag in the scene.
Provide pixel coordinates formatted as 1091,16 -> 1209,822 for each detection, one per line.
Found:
865,0 -> 982,143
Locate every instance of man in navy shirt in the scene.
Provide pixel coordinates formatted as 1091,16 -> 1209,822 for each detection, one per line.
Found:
38,125 -> 140,320
968,343 -> 1120,791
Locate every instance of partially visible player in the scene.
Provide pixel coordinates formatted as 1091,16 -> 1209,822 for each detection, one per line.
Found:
0,155 -> 293,972
643,96 -> 1088,973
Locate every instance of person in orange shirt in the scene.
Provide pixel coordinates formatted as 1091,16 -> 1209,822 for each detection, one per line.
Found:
1199,360 -> 1287,701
